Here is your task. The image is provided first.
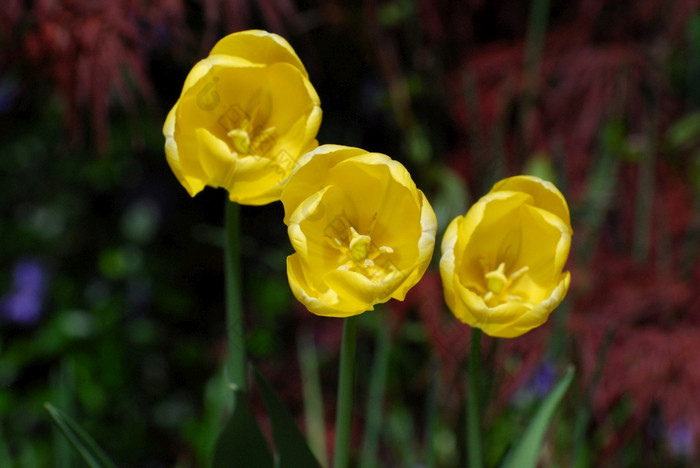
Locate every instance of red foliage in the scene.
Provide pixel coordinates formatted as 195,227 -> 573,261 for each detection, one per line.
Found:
567,164 -> 700,457
197,0 -> 303,53
20,0 -> 185,149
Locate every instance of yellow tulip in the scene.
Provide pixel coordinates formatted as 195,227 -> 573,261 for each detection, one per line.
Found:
281,145 -> 438,317
163,30 -> 322,205
440,175 -> 572,338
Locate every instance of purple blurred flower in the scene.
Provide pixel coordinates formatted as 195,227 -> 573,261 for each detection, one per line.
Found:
12,261 -> 45,293
511,360 -> 557,407
530,361 -> 555,398
1,259 -> 47,325
667,420 -> 695,458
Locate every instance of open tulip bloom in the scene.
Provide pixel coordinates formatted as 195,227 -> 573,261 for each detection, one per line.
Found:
440,175 -> 572,338
281,145 -> 438,317
280,144 -> 437,468
163,30 -> 322,205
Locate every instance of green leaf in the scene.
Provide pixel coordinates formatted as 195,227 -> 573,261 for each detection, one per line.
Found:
44,403 -> 118,468
298,332 -> 328,466
664,111 -> 700,152
253,368 -> 322,468
500,367 -> 575,468
213,390 -> 274,468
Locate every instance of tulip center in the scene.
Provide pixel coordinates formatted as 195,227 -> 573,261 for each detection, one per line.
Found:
348,227 -> 372,262
222,102 -> 276,157
228,129 -> 251,154
328,214 -> 396,282
226,125 -> 275,156
483,262 -> 529,305
485,263 -> 508,294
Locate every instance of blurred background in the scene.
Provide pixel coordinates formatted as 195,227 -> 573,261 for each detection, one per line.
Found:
1,0 -> 700,466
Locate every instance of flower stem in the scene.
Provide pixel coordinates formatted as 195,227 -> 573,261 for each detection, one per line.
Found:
467,328 -> 483,468
359,316 -> 391,468
224,201 -> 246,391
333,316 -> 359,468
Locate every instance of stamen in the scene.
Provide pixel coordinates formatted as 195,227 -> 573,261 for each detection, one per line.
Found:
250,126 -> 276,153
324,215 -> 394,282
349,227 -> 371,262
228,129 -> 251,154
482,262 -> 529,305
509,266 -> 529,282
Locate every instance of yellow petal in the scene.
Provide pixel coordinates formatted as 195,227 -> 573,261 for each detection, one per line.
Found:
530,271 -> 570,320
164,104 -> 206,197
195,128 -> 235,187
513,203 -> 572,294
489,175 -> 571,230
287,186 -> 343,266
287,255 -> 371,317
328,156 -> 421,248
224,155 -> 282,205
455,191 -> 532,288
392,192 -> 438,300
492,271 -> 570,337
452,280 -> 488,325
480,302 -> 535,338
281,145 -> 368,224
324,268 -> 400,309
210,30 -> 309,77
179,55 -> 263,102
439,215 -> 462,309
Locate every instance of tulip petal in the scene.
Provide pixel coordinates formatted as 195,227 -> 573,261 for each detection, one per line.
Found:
439,215 -> 462,309
392,192 -> 438,300
452,281 -> 488,324
512,204 -> 571,293
287,186 -> 344,273
456,191 -> 532,287
266,63 -> 321,134
196,128 -> 235,187
287,255 -> 370,317
164,104 -> 206,197
281,145 -> 368,224
324,268 -> 402,309
490,175 -> 571,229
180,55 -> 263,100
210,30 -> 309,77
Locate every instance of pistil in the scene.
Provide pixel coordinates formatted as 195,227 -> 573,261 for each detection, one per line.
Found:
328,216 -> 394,280
482,262 -> 529,304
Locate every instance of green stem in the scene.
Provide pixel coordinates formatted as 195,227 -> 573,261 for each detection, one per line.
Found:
359,318 -> 391,468
224,201 -> 246,391
467,328 -> 483,468
333,316 -> 359,468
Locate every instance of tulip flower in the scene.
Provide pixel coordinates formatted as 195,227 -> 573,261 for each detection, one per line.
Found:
163,30 -> 322,205
281,145 -> 437,317
440,175 -> 572,338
